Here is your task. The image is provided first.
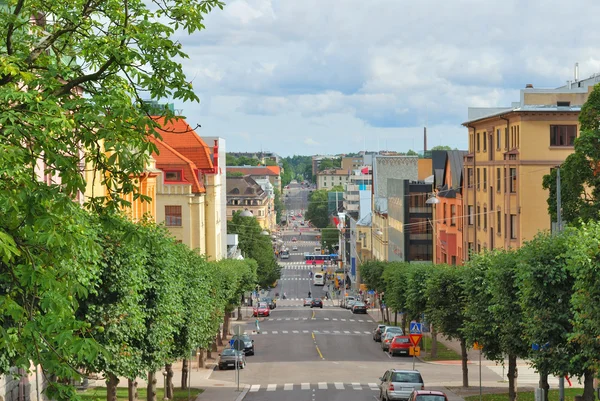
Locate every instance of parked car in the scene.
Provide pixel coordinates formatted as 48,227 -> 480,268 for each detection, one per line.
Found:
382,326 -> 404,338
381,332 -> 396,351
260,297 -> 276,309
232,334 -> 255,355
346,299 -> 360,310
378,369 -> 424,401
351,302 -> 367,314
340,296 -> 356,308
292,245 -> 298,251
253,302 -> 270,317
388,335 -> 411,356
218,349 -> 246,370
292,237 -> 297,242
311,298 -> 323,308
407,390 -> 448,401
303,298 -> 313,307
373,324 -> 387,342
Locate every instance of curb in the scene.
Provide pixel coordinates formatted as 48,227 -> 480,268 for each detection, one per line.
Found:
234,384 -> 250,401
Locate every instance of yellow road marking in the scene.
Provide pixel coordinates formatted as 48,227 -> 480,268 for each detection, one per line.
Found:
312,310 -> 315,319
312,332 -> 315,340
316,345 -> 324,360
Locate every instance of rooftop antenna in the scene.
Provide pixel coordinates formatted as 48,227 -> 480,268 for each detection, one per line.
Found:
575,62 -> 579,82
424,126 -> 427,152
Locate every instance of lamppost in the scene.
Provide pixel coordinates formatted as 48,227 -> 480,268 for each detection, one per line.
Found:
426,194 -> 440,264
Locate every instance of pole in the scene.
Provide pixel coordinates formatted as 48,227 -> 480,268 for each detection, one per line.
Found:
188,351 -> 192,401
559,377 -> 564,401
412,354 -> 416,371
556,167 -> 562,233
479,349 -> 482,401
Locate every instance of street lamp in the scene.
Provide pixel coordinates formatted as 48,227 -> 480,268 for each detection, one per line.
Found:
375,229 -> 383,236
260,230 -> 270,236
425,195 -> 440,204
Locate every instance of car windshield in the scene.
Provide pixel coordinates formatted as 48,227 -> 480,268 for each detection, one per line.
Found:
391,372 -> 423,383
313,298 -> 321,302
222,349 -> 237,356
354,302 -> 365,306
258,303 -> 268,308
305,298 -> 312,301
386,327 -> 402,333
417,396 -> 446,401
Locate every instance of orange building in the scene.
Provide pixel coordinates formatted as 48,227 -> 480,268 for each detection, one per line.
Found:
434,151 -> 467,265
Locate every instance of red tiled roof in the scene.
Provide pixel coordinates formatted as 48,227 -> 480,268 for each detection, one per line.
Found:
150,137 -> 205,193
227,166 -> 280,176
265,165 -> 280,175
151,117 -> 214,171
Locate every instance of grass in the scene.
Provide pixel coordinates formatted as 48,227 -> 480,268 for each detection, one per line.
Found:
464,388 -> 582,401
78,386 -> 203,401
420,336 -> 462,361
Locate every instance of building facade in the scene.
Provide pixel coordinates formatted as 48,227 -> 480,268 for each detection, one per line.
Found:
462,77 -> 596,259
316,169 -> 349,190
227,165 -> 282,193
344,169 -> 372,213
434,151 -> 467,265
226,176 -> 270,229
341,156 -> 364,172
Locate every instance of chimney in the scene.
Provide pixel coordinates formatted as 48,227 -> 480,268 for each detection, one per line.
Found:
574,62 -> 579,82
525,84 -> 534,89
424,126 -> 427,152
212,139 -> 219,174
567,80 -> 572,89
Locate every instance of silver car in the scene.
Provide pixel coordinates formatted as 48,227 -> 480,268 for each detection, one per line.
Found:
378,369 -> 424,401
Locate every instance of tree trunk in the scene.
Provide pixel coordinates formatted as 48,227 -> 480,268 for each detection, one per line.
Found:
385,307 -> 390,324
460,338 -> 469,388
538,372 -> 549,401
128,378 -> 138,401
583,369 -> 595,401
147,371 -> 157,401
430,325 -> 438,359
165,363 -> 174,399
237,305 -> 242,321
402,313 -> 408,334
212,338 -> 218,352
507,354 -> 517,401
207,346 -> 212,360
216,330 -> 223,346
181,358 -> 189,389
198,349 -> 205,368
394,311 -> 398,326
106,373 -> 119,401
222,312 -> 230,341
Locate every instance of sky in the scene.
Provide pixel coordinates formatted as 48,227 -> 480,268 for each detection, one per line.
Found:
172,0 -> 600,157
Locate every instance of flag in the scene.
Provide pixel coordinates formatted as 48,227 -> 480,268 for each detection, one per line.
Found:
361,167 -> 369,174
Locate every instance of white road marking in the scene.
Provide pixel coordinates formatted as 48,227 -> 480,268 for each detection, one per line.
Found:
294,318 -> 299,320
284,383 -> 293,390
350,319 -> 356,322
341,319 -> 346,321
267,384 -> 277,391
285,318 -> 290,321
303,330 -> 309,333
292,330 -> 299,333
303,317 -> 308,320
344,330 -> 350,334
249,385 -> 260,392
333,318 -> 338,321
354,331 -> 361,334
359,320 -> 364,322
352,383 -> 362,390
282,330 -> 288,334
272,330 -> 278,334
324,318 -> 329,320
262,332 -> 268,335
364,331 -> 371,334
368,383 -> 379,390
334,330 -> 340,333
334,382 -> 344,390
324,330 -> 330,334
301,383 -> 310,390
318,382 -> 328,390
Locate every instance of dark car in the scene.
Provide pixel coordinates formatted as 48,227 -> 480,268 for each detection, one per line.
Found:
351,302 -> 367,314
218,349 -> 246,370
373,324 -> 387,342
311,298 -> 323,308
233,334 -> 255,356
260,297 -> 276,309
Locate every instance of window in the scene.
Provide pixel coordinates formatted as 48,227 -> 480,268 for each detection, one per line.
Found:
451,205 -> 456,226
496,128 -> 501,149
550,125 -> 577,146
164,171 -> 182,182
468,206 -> 474,225
467,168 -> 473,189
476,168 -> 480,190
477,206 -> 481,228
483,168 -> 487,189
443,204 -> 447,224
451,256 -> 457,265
469,134 -> 473,153
496,168 -> 501,192
468,242 -> 474,253
483,207 -> 487,230
497,210 -> 501,234
503,168 -> 507,193
477,133 -> 480,152
165,205 -> 182,226
483,133 -> 487,152
408,243 -> 432,261
509,168 -> 517,193
510,214 -> 517,239
505,127 -> 509,149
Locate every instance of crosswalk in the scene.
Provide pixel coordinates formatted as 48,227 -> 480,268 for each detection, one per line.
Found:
254,330 -> 373,335
248,382 -> 380,392
265,317 -> 373,323
279,277 -> 311,281
487,365 -> 561,386
278,262 -> 311,268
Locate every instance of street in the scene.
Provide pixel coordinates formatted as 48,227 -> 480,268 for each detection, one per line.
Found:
209,182 -> 503,401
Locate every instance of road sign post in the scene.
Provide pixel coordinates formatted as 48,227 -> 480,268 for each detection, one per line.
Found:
409,334 -> 422,370
233,326 -> 244,391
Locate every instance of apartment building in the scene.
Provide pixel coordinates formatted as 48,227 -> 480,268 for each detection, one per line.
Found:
344,169 -> 372,213
462,75 -> 598,259
226,176 -> 270,229
227,165 -> 282,193
316,168 -> 349,190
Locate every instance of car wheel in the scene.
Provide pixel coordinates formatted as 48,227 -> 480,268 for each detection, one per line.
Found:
320,306 -> 322,308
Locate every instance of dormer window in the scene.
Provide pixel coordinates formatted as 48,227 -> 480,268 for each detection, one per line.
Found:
165,170 -> 182,182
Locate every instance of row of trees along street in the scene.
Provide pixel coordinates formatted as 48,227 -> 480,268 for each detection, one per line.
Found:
360,222 -> 600,401
0,0 -> 264,400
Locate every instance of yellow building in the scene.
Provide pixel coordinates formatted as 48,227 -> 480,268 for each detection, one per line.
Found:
462,76 -> 596,259
226,176 -> 271,229
372,208 -> 389,261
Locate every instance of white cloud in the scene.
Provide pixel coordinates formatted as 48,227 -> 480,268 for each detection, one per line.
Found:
170,0 -> 600,155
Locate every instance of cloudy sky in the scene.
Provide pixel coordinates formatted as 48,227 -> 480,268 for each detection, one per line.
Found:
173,0 -> 600,157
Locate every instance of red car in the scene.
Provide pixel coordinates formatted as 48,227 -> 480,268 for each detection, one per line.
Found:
292,237 -> 297,242
253,302 -> 270,317
388,335 -> 411,356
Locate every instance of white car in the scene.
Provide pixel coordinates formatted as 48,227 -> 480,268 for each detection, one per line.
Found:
292,245 -> 298,251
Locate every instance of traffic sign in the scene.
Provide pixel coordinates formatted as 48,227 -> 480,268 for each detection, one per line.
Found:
229,339 -> 235,348
473,342 -> 483,350
410,321 -> 422,334
232,338 -> 245,351
409,334 -> 422,347
409,346 -> 421,356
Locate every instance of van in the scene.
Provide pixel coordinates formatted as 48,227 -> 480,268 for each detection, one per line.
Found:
314,246 -> 321,254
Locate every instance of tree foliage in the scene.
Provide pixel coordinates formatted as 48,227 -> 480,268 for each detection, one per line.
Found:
358,260 -> 387,293
305,189 -> 329,228
320,226 -> 339,253
318,158 -> 342,171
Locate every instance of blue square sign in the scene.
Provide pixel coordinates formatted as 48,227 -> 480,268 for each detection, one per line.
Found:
410,322 -> 422,334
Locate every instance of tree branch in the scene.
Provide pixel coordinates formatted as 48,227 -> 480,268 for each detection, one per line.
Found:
52,56 -> 116,97
5,0 -> 26,55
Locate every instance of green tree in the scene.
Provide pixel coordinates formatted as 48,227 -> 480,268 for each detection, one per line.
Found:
320,226 -> 339,253
273,189 -> 284,224
305,190 -> 329,228
359,260 -> 387,294
564,221 -> 600,400
227,212 -> 281,289
406,149 -> 419,156
329,185 -> 345,192
382,262 -> 411,327
542,83 -> 600,225
264,159 -> 278,166
425,265 -> 469,387
431,145 -> 452,150
318,158 -> 341,171
226,171 -> 245,177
